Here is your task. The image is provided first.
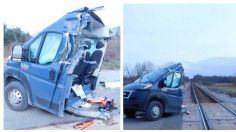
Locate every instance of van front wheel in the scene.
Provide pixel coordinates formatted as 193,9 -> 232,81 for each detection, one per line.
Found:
145,101 -> 163,121
5,81 -> 29,111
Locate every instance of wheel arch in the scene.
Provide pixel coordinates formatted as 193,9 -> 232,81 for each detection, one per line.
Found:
5,75 -> 32,105
5,76 -> 19,86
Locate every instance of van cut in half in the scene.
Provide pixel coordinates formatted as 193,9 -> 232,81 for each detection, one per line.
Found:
4,6 -> 113,118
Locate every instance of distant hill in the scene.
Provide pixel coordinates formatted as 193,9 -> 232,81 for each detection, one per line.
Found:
183,57 -> 236,78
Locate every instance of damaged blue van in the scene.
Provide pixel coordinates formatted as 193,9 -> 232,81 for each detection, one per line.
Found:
124,63 -> 184,121
4,7 -> 112,118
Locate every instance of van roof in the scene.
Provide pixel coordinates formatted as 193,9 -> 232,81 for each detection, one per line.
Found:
135,63 -> 184,83
164,63 -> 183,72
41,7 -> 105,34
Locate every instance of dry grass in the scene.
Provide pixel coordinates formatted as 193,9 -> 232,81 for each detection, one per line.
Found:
102,60 -> 120,70
104,36 -> 120,61
4,46 -> 12,64
4,46 -> 12,57
102,36 -> 120,69
208,83 -> 236,97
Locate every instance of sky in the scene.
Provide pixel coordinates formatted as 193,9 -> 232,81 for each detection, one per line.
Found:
2,2 -> 236,66
124,4 -> 236,66
2,0 -> 122,35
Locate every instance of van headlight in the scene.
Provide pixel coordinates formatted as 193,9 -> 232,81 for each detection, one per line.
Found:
143,83 -> 153,89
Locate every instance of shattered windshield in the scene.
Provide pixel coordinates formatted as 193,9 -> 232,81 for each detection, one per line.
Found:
135,69 -> 167,84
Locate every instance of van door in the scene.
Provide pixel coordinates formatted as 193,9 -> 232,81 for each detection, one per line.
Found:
23,32 -> 64,113
161,72 -> 183,112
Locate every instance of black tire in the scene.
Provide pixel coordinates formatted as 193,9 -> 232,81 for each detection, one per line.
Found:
145,101 -> 163,121
5,81 -> 29,111
124,110 -> 136,118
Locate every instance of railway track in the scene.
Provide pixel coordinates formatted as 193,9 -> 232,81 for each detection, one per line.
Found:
191,82 -> 236,130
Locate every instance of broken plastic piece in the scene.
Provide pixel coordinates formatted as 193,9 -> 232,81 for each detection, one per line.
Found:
73,119 -> 94,130
72,84 -> 86,98
181,105 -> 191,115
88,97 -> 117,111
185,110 -> 191,115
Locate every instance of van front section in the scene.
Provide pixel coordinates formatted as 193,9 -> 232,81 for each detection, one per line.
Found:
4,7 -> 111,117
123,63 -> 184,120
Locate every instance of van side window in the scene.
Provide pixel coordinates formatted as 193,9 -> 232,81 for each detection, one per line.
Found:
171,72 -> 182,88
165,72 -> 182,88
38,33 -> 62,64
28,35 -> 43,62
165,73 -> 173,87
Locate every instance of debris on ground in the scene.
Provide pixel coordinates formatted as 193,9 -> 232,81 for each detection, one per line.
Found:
182,105 -> 191,115
66,86 -> 117,120
99,81 -> 120,89
73,119 -> 94,130
88,97 -> 117,112
185,110 -> 191,115
66,107 -> 110,120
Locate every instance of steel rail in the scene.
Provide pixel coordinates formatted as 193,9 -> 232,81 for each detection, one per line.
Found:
194,83 -> 236,117
191,82 -> 209,130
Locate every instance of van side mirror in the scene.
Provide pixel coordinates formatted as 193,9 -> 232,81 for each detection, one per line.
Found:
11,45 -> 22,61
158,79 -> 166,88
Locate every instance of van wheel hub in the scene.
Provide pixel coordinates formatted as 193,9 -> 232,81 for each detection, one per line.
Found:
8,89 -> 22,106
151,105 -> 160,117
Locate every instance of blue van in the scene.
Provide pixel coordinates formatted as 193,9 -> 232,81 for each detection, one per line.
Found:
4,7 -> 111,117
124,63 -> 184,121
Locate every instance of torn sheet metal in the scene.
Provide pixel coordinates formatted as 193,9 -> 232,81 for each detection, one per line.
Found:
66,105 -> 110,120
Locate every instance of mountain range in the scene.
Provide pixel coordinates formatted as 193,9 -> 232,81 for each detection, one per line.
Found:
182,57 -> 236,78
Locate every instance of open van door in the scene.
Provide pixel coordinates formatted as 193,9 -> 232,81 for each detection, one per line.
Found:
159,63 -> 184,112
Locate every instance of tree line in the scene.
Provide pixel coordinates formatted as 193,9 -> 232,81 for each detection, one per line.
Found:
123,61 -> 155,85
4,24 -> 31,47
192,74 -> 236,86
